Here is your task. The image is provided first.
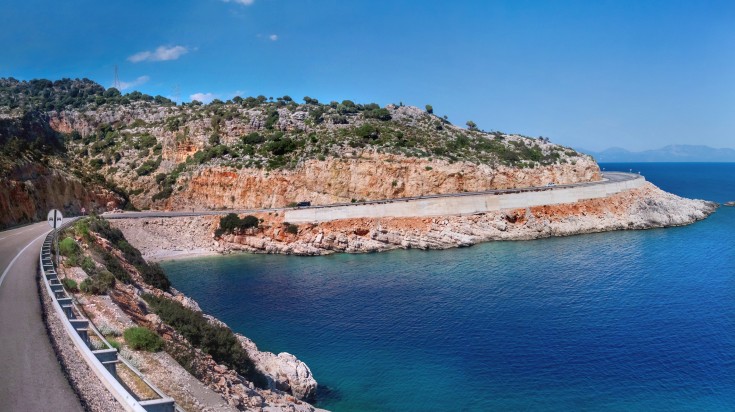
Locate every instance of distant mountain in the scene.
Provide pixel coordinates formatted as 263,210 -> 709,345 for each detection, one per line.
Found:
582,145 -> 735,162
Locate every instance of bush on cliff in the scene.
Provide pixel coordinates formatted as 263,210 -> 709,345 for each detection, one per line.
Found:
142,293 -> 268,388
216,213 -> 259,237
79,270 -> 115,295
59,237 -> 81,265
123,327 -> 164,352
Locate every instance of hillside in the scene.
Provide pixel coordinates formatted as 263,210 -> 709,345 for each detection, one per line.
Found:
0,78 -> 599,226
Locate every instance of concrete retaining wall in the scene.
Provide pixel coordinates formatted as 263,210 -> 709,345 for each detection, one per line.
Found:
285,174 -> 645,223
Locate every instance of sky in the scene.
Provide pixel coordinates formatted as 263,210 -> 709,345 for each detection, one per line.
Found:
0,0 -> 733,151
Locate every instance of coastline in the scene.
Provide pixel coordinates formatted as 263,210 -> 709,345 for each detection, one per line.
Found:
110,182 -> 718,260
147,249 -> 221,263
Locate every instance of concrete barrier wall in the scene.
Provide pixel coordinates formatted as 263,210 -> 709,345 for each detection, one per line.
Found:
285,174 -> 646,223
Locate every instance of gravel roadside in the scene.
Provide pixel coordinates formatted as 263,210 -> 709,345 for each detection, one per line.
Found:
37,268 -> 125,412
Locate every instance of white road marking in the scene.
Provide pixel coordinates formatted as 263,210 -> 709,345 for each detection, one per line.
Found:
0,231 -> 50,289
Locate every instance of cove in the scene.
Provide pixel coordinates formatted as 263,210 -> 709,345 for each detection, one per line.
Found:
162,163 -> 735,411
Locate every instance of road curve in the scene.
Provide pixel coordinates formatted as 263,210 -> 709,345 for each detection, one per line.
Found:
103,171 -> 642,220
0,221 -> 83,411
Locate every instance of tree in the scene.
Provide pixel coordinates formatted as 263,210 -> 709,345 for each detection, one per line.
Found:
466,120 -> 478,131
425,104 -> 433,114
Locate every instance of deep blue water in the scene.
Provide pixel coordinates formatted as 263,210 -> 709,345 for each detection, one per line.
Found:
162,163 -> 735,411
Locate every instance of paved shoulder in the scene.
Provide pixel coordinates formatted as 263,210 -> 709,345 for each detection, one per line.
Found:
0,221 -> 83,411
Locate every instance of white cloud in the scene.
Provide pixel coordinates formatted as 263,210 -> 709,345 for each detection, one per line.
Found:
190,92 -> 216,103
221,0 -> 254,5
117,75 -> 150,91
128,46 -> 189,63
269,34 -> 278,41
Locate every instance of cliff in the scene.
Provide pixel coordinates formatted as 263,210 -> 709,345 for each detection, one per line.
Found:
57,217 -> 322,411
168,154 -> 599,210
0,161 -> 123,229
1,78 -> 601,226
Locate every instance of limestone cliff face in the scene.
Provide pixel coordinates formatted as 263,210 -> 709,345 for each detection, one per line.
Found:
0,162 -> 123,229
162,154 -> 601,210
39,103 -> 602,212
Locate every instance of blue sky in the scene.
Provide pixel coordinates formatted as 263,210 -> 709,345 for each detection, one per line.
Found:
1,0 -> 733,151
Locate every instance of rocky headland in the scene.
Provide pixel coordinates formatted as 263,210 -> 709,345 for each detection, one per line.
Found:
111,182 -> 717,259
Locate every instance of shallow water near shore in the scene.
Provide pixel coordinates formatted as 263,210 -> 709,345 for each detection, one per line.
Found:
162,163 -> 735,411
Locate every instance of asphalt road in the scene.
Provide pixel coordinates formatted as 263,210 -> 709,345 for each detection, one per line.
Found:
103,171 -> 641,220
0,220 -> 83,411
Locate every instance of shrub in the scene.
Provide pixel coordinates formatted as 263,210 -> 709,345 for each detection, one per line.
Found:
135,157 -> 161,176
123,327 -> 164,352
79,270 -> 115,295
355,124 -> 379,139
59,237 -> 80,257
267,137 -> 296,156
142,294 -> 267,388
364,107 -> 391,121
217,213 -> 259,236
152,187 -> 174,201
242,132 -> 264,145
61,278 -> 78,292
285,223 -> 298,235
80,256 -> 96,275
264,108 -> 279,130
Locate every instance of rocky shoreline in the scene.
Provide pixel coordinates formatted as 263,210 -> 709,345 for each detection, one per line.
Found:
54,220 -> 325,411
111,182 -> 717,259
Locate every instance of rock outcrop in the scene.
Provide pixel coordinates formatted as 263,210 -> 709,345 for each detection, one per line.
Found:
111,182 -> 717,259
0,161 -> 123,229
163,154 -> 600,211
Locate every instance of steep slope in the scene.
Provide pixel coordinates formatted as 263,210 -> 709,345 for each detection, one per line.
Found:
2,77 -> 597,225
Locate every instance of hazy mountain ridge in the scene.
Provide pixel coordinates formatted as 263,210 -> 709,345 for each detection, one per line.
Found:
584,145 -> 735,162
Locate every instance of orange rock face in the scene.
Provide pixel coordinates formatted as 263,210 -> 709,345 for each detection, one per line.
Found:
161,153 -> 601,210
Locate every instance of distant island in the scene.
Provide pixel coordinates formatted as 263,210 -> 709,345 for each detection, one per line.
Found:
582,145 -> 735,162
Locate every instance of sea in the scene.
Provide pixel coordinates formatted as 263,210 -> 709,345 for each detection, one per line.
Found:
161,163 -> 735,411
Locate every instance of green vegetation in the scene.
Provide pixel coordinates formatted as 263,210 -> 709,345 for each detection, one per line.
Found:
142,293 -> 267,387
0,78 -> 174,111
80,270 -> 115,295
135,156 -> 162,176
215,213 -> 259,237
284,223 -> 299,235
61,278 -> 79,292
123,327 -> 164,352
1,77 -> 584,191
59,237 -> 81,265
87,217 -> 171,290
108,338 -> 121,352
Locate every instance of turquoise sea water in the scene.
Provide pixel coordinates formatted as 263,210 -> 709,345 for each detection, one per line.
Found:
162,163 -> 735,411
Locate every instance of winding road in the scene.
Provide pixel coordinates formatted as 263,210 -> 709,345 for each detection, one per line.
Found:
0,220 -> 83,411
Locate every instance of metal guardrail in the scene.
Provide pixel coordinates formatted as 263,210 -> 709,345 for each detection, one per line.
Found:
40,218 -> 177,412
